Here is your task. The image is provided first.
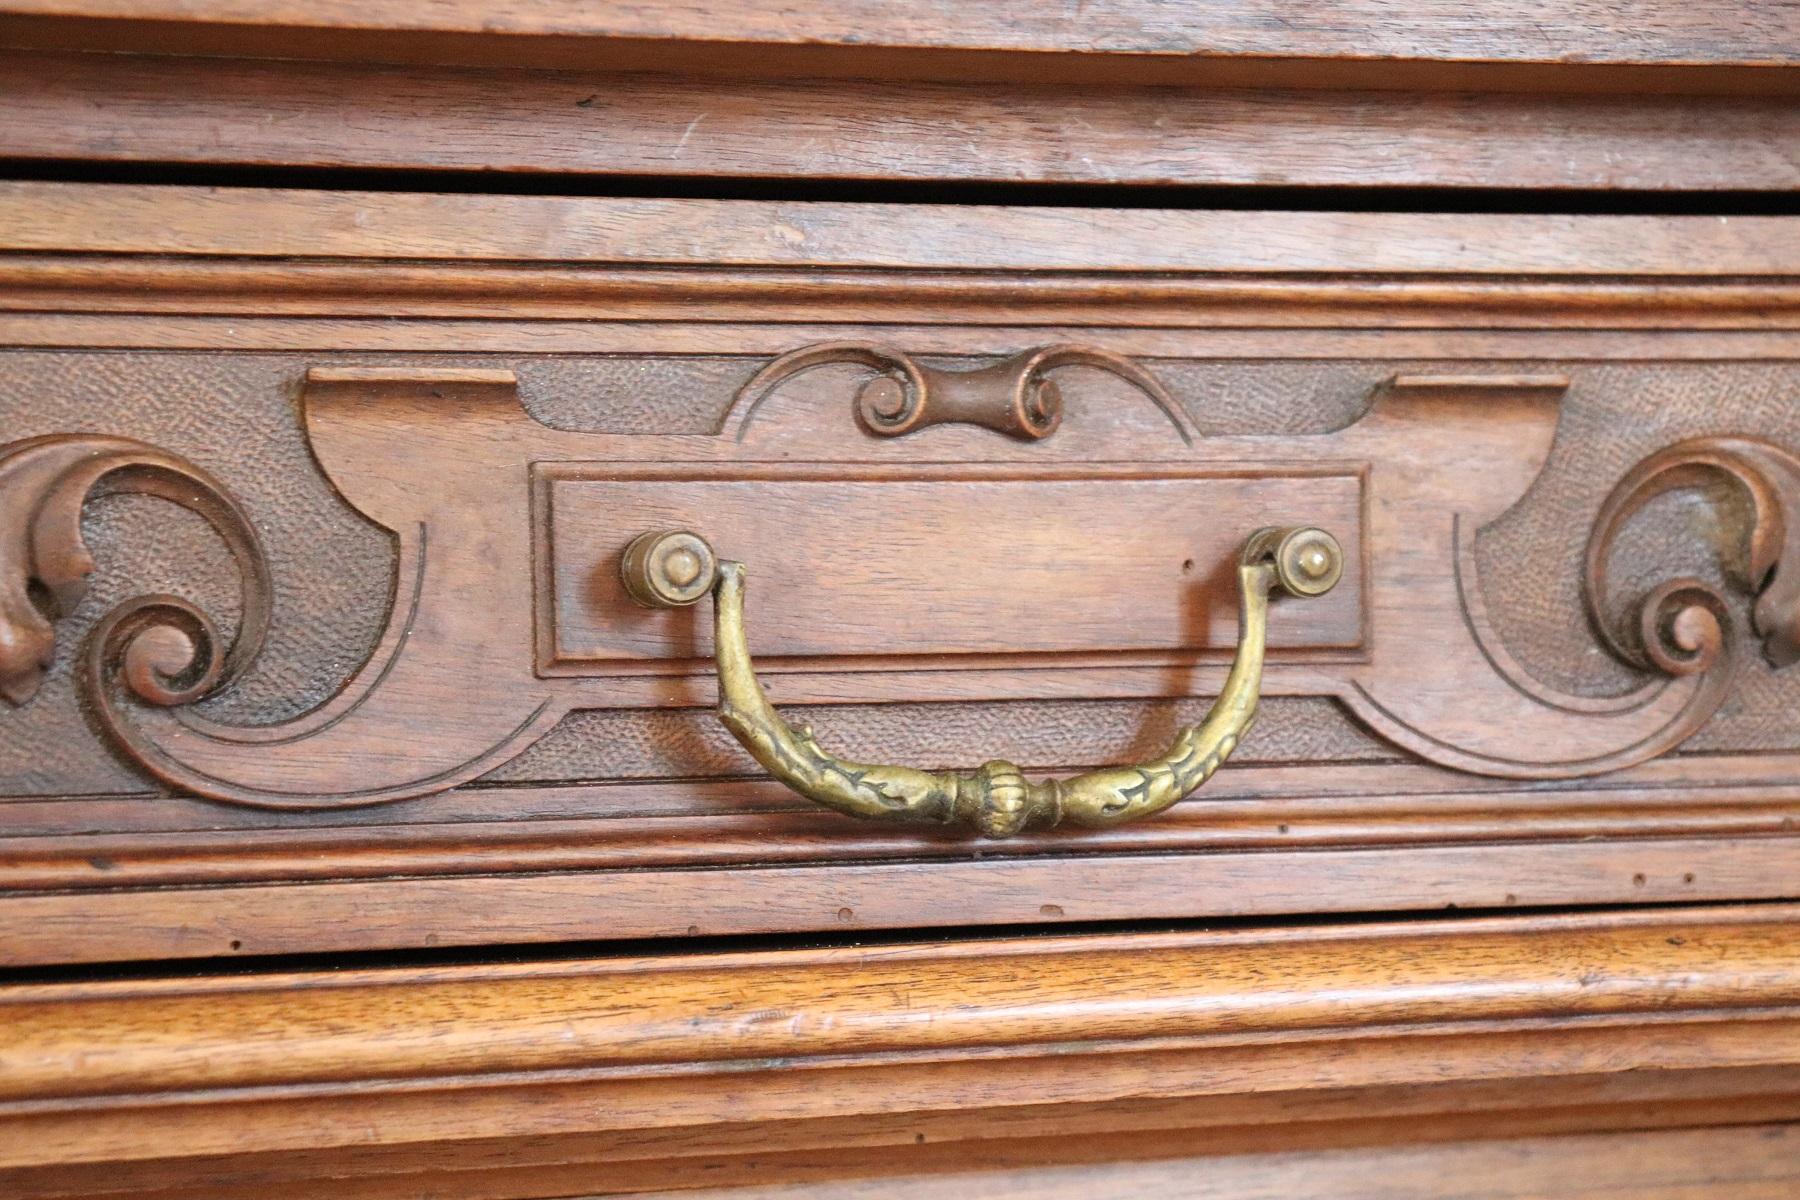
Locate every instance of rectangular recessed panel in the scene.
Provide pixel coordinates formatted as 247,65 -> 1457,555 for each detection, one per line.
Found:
541,463 -> 1364,670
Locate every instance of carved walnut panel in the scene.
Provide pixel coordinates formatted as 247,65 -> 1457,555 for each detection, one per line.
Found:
4,190 -> 1800,961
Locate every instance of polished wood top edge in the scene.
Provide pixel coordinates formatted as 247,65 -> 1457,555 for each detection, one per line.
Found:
4,26 -> 1797,99
7,184 -> 1800,274
3,901 -> 1795,1001
2,3 -> 1799,88
0,906 -> 1797,1109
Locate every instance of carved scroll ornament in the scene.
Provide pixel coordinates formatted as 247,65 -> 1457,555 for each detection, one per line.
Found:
3,348 -> 1799,811
0,435 -> 271,712
1586,436 -> 1800,675
723,341 -> 1189,442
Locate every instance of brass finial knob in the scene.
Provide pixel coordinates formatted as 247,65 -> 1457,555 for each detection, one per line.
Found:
621,529 -> 718,608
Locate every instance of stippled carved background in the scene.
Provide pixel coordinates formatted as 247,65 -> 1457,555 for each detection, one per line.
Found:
3,350 -> 1796,797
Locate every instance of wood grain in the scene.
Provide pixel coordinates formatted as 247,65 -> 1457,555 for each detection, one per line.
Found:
10,183 -> 1800,273
657,1126 -> 1800,1200
7,186 -> 1800,960
8,51 -> 1800,190
3,0 -> 1799,92
2,905 -> 1798,1196
4,0 -> 1793,62
6,771 -> 1800,889
3,837 -> 1796,965
7,21 -> 1800,1199
542,465 -> 1366,666
20,257 -> 1800,330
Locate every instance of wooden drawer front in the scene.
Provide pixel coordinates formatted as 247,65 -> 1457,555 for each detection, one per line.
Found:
4,184 -> 1800,963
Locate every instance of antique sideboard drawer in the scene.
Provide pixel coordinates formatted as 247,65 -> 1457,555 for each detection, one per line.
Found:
4,183 -> 1800,964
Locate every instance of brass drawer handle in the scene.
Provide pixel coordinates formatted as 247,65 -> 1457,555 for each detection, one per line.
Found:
622,526 -> 1342,838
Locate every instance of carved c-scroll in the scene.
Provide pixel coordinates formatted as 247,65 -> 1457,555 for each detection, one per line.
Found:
1585,436 -> 1800,675
0,375 -> 566,810
0,435 -> 271,710
1335,408 -> 1800,780
722,341 -> 1194,443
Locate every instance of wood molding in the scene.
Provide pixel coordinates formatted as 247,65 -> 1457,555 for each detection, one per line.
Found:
8,52 -> 1800,191
2,906 -> 1799,1196
2,3 -> 1799,93
4,837 -> 1799,964
8,768 -> 1800,892
9,184 -> 1800,273
5,0 -> 1796,65
17,258 -> 1800,330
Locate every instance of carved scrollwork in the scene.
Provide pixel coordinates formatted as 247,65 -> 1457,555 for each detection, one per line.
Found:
0,387 -> 563,811
0,435 -> 271,712
1359,433 -> 1800,781
15,366 -> 1800,812
1315,381 -> 1799,780
724,341 -> 1193,443
1585,436 -> 1800,676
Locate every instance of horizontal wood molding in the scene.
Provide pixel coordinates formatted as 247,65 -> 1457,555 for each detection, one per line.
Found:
2,3 -> 1799,94
2,906 -> 1799,1195
10,319 -> 1800,359
10,187 -> 1800,336
16,258 -> 1800,330
3,837 -> 1798,965
8,764 -> 1800,891
3,0 -> 1793,64
665,1126 -> 1800,1199
8,183 -> 1800,273
8,51 -> 1800,190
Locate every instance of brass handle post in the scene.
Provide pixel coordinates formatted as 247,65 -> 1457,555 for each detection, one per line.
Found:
623,526 -> 1341,839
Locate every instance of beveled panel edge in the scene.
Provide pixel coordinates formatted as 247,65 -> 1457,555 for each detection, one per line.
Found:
532,460 -> 1368,676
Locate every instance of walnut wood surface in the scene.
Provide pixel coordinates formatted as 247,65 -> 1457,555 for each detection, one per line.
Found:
660,1127 -> 1800,1199
3,0 -> 1798,93
8,51 -> 1800,191
4,0 -> 1792,62
545,467 -> 1365,664
5,186 -> 1800,961
6,23 -> 1800,1197
1,906 -> 1797,1197
12,183 -> 1800,271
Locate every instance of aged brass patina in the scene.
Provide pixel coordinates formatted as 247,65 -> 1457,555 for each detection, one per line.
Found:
623,526 -> 1342,838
